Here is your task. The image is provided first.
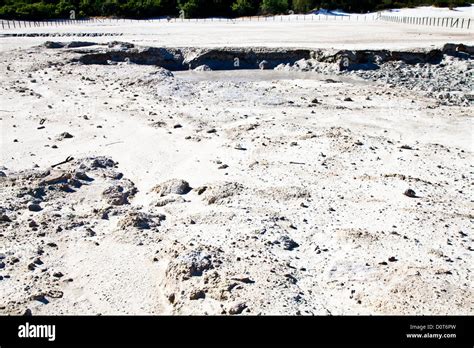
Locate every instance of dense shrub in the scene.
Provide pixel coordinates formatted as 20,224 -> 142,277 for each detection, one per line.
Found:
0,0 -> 472,20
231,0 -> 255,15
260,0 -> 288,14
292,0 -> 317,12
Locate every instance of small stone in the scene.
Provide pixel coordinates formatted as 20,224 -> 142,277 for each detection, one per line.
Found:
285,273 -> 298,284
404,189 -> 417,198
234,144 -> 247,151
388,256 -> 398,262
229,302 -> 247,315
153,179 -> 191,197
74,171 -> 92,181
86,228 -> 96,237
59,184 -> 74,192
31,294 -> 48,304
68,178 -> 82,188
231,276 -> 254,284
28,204 -> 42,212
40,171 -> 71,185
189,289 -> 206,300
57,132 -> 74,140
53,272 -> 64,278
168,293 -> 175,303
280,236 -> 299,251
0,214 -> 11,222
48,290 -> 64,298
102,182 -> 137,205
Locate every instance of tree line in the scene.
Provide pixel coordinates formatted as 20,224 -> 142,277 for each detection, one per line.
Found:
0,0 -> 471,20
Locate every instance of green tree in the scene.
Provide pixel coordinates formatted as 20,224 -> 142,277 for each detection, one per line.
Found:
260,0 -> 288,14
55,0 -> 75,17
292,0 -> 315,12
232,0 -> 254,15
177,0 -> 200,17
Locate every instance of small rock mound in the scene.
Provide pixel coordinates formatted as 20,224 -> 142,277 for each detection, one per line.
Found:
195,182 -> 243,205
166,249 -> 218,281
102,179 -> 137,205
78,156 -> 117,171
118,211 -> 165,230
278,236 -> 299,251
153,179 -> 191,197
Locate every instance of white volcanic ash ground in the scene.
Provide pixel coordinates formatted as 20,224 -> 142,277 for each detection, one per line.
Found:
0,43 -> 472,315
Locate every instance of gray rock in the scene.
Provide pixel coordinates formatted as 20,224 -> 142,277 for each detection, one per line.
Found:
189,289 -> 206,300
74,171 -> 92,181
404,189 -> 417,198
229,302 -> 247,315
102,180 -> 137,205
28,204 -> 42,212
44,41 -> 65,49
0,214 -> 11,222
279,236 -> 299,251
79,156 -> 117,170
57,132 -> 74,140
153,179 -> 191,197
167,250 -> 217,280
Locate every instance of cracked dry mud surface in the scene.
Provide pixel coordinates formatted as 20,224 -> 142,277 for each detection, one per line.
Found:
0,43 -> 472,315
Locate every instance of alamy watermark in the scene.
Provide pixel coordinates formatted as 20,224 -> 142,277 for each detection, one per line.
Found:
18,322 -> 56,342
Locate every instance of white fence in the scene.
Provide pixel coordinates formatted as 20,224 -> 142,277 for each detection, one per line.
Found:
0,14 -> 377,30
378,15 -> 472,29
1,13 -> 471,30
